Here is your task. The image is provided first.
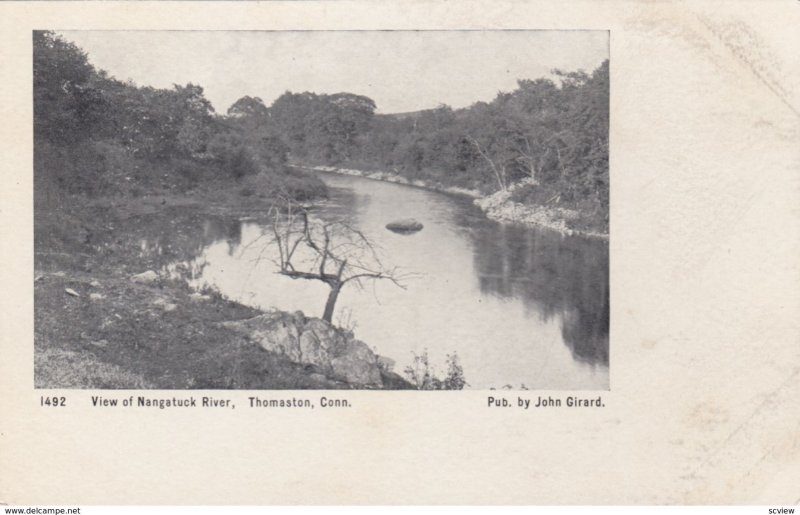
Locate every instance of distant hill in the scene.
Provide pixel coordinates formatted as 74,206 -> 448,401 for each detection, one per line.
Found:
376,108 -> 438,120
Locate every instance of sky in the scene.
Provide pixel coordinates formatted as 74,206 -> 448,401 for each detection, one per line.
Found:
60,30 -> 608,115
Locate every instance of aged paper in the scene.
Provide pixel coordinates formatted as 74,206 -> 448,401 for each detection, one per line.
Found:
1,0 -> 799,505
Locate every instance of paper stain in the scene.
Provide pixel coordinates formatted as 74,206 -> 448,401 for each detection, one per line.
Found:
686,401 -> 730,431
693,15 -> 798,119
628,3 -> 797,120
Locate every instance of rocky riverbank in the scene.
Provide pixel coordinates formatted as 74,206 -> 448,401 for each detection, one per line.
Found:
474,179 -> 609,240
221,311 -> 402,387
297,164 -> 609,239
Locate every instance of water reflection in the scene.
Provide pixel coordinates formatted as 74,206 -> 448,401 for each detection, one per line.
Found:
133,215 -> 243,268
152,173 -> 609,389
470,222 -> 609,366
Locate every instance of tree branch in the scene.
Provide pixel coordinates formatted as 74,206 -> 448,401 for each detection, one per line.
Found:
279,268 -> 339,286
467,135 -> 507,191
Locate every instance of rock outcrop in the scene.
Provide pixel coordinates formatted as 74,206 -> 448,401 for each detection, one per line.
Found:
221,311 -> 383,387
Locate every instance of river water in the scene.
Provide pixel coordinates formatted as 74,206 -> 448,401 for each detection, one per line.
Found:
171,172 -> 609,390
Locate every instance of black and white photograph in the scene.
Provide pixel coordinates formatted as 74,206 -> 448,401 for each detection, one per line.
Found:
7,0 -> 800,507
34,30 -> 610,391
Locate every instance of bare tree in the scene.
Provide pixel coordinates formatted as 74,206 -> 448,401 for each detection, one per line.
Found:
467,135 -> 508,191
266,202 -> 408,323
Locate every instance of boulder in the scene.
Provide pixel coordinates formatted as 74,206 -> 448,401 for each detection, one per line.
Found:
330,339 -> 381,386
299,318 -> 339,369
230,312 -> 303,363
221,312 -> 382,386
386,218 -> 424,234
376,355 -> 396,373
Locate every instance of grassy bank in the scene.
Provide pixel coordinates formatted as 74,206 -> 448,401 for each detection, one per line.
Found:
34,173 -> 412,390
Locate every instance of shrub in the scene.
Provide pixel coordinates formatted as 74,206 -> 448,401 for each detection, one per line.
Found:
34,140 -> 114,198
441,353 -> 467,390
208,134 -> 261,180
240,170 -> 328,202
403,350 -> 467,390
227,147 -> 259,179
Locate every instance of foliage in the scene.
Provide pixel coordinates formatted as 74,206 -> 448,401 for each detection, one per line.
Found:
239,170 -> 327,202
34,141 -> 111,197
403,350 -> 467,390
33,31 -> 324,202
207,133 -> 260,179
269,91 -> 377,163
227,95 -> 269,119
33,31 -> 105,145
368,62 -> 607,212
266,62 -> 609,229
441,353 -> 467,390
34,30 -> 605,227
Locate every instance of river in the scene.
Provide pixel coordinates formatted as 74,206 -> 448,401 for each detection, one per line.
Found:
169,172 -> 609,390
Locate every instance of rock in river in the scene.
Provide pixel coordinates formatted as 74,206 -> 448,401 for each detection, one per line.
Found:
385,218 -> 424,234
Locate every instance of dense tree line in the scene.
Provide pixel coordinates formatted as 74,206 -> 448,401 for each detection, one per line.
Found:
33,31 -> 320,199
257,60 -> 608,228
34,30 -> 607,228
